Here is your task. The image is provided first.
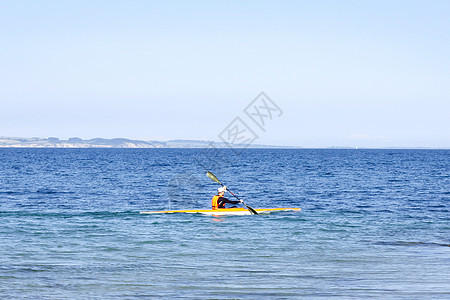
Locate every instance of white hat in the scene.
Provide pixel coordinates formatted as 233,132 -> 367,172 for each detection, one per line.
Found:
218,186 -> 227,193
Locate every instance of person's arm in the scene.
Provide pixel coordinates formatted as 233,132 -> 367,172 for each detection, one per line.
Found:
218,197 -> 240,206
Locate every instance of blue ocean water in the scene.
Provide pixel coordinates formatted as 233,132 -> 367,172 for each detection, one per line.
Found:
0,148 -> 449,299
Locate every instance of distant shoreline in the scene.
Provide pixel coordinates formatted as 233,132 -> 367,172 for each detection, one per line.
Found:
0,137 -> 295,149
0,137 -> 448,150
1,147 -> 448,150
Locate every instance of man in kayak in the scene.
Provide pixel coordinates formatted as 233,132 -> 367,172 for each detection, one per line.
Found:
212,186 -> 243,209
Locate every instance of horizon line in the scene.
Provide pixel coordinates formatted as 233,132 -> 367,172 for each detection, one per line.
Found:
0,136 -> 448,150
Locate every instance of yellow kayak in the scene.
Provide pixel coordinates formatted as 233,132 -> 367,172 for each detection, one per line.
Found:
139,207 -> 301,215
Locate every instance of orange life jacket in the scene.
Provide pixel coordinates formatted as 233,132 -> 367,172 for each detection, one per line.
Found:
211,195 -> 223,210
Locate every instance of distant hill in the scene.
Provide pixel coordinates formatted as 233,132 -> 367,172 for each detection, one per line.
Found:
0,137 -> 293,148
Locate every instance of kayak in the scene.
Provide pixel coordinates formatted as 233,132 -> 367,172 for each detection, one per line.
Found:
139,207 -> 301,216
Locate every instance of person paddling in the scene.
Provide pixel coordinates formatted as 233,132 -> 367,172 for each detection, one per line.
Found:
211,186 -> 243,210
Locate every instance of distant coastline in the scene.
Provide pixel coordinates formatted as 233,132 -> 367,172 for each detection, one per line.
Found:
0,137 -> 448,149
0,137 -> 295,149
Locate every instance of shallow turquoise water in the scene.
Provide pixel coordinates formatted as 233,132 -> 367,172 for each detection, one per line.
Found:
0,149 -> 449,298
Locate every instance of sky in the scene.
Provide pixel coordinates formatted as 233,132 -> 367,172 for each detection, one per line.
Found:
1,0 -> 449,148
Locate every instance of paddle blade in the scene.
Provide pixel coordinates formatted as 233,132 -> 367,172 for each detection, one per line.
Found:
206,171 -> 222,185
244,204 -> 259,215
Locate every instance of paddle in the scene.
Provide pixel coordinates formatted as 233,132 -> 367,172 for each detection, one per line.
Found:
206,171 -> 259,215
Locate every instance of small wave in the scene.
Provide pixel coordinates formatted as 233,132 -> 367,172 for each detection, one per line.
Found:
0,190 -> 31,195
387,179 -> 408,183
35,189 -> 75,194
0,210 -> 138,219
374,241 -> 450,248
0,191 -> 14,194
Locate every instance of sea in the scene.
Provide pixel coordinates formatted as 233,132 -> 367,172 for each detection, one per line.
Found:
0,148 -> 449,299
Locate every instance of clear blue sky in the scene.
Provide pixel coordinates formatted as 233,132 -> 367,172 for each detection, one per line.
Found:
1,0 -> 449,147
